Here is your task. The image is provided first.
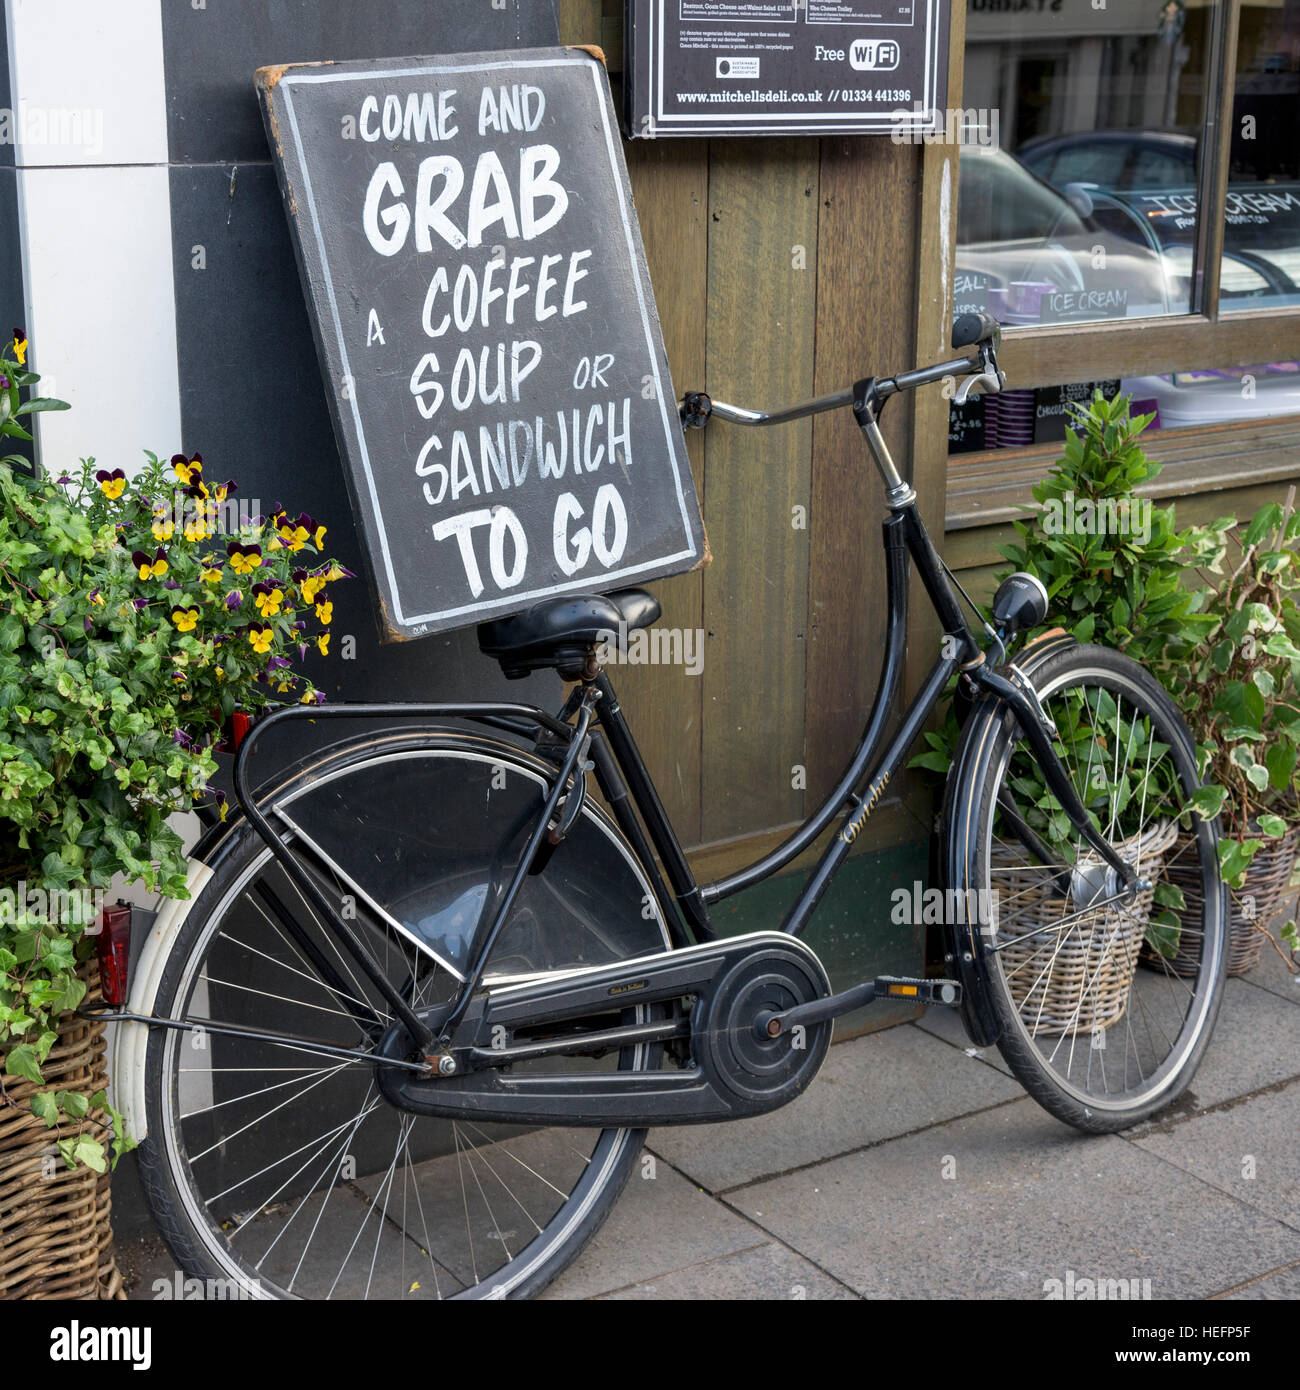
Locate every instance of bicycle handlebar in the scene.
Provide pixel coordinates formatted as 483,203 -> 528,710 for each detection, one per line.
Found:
680,319 -> 1003,430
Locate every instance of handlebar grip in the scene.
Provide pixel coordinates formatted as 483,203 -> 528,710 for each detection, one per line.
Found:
952,313 -> 1001,351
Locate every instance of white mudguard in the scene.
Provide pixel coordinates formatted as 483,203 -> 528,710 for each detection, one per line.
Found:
108,860 -> 214,1142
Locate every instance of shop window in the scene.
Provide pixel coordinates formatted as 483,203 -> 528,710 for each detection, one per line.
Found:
952,0 -> 1300,456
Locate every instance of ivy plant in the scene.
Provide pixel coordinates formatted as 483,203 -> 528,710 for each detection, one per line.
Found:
1174,495 -> 1300,956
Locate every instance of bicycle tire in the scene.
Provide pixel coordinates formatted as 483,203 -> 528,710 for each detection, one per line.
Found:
136,725 -> 671,1299
947,643 -> 1227,1132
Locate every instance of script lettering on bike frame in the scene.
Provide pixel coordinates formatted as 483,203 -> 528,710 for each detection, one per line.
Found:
257,48 -> 707,641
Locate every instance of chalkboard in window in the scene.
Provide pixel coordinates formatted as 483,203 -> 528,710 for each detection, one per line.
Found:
257,47 -> 707,641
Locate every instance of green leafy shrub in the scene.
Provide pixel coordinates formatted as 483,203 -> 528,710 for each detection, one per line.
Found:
998,390 -> 1216,665
916,391 -> 1299,965
0,334 -> 349,1168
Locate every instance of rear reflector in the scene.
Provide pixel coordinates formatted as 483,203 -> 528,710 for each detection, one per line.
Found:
97,902 -> 132,1005
228,710 -> 252,752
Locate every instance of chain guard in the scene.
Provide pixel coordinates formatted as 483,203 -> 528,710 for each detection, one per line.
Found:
375,931 -> 832,1127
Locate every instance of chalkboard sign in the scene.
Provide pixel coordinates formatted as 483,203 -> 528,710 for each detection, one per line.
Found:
257,48 -> 707,641
625,0 -> 950,138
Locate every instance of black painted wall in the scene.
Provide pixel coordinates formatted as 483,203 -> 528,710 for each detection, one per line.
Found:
162,0 -> 563,768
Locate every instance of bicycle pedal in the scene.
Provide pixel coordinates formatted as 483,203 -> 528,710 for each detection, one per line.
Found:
875,976 -> 962,1007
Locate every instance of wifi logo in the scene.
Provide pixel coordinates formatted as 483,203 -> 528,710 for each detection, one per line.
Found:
849,39 -> 900,71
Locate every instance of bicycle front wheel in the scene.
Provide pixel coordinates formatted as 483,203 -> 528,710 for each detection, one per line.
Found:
137,727 -> 670,1299
952,643 -> 1227,1132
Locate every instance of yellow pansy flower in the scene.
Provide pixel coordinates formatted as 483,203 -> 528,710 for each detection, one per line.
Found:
170,606 -> 200,633
133,548 -> 168,580
277,520 -> 310,552
95,468 -> 127,499
226,543 -> 262,575
247,624 -> 274,655
171,453 -> 203,485
314,600 -> 332,626
253,585 -> 284,618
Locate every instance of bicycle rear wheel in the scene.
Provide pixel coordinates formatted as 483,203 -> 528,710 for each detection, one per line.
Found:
951,644 -> 1227,1131
137,727 -> 670,1299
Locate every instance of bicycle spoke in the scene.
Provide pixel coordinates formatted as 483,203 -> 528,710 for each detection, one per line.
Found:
979,656 -> 1224,1127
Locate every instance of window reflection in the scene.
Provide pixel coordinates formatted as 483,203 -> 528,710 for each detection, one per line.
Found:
1122,361 -> 1300,427
953,1 -> 1300,449
959,0 -> 1215,328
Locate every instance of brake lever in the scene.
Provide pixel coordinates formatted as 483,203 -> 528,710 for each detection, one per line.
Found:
953,367 -> 1006,406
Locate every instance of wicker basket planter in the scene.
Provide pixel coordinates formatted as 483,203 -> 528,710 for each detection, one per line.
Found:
0,958 -> 124,1300
992,817 -> 1179,1037
1153,821 -> 1300,978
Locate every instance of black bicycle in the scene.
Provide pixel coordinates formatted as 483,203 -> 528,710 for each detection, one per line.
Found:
107,315 -> 1227,1298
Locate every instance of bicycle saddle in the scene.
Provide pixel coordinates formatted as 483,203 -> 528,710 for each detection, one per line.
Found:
477,588 -> 661,679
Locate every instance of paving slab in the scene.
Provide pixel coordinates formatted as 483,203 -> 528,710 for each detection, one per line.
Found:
915,1005 -> 1014,1076
647,1024 -> 1023,1192
595,1240 -> 857,1300
119,1235 -> 182,1301
1241,938 -> 1300,1004
1219,1263 -> 1300,1300
541,1157 -> 761,1300
1129,977 -> 1300,1131
730,1098 -> 1300,1299
1134,1082 -> 1300,1231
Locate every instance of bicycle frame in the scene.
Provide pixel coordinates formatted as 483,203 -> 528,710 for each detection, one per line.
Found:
94,331 -> 1142,1071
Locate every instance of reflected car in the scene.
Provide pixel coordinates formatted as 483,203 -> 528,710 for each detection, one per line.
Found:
1017,130 -> 1300,312
1019,130 -> 1197,193
955,147 -> 1173,327
1009,132 -> 1300,429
